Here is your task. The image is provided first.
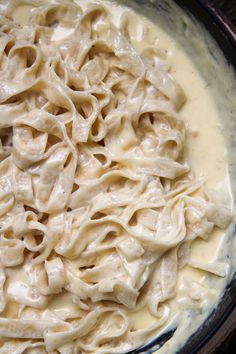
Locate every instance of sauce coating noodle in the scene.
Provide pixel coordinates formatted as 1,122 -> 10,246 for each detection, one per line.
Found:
0,1 -> 233,353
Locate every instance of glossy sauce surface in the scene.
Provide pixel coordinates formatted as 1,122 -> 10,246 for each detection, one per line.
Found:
3,1 -> 234,352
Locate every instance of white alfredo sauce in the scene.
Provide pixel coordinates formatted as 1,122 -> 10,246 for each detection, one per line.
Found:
0,0 -> 234,353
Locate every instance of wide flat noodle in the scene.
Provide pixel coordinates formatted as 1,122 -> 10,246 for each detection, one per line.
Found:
0,0 -> 233,353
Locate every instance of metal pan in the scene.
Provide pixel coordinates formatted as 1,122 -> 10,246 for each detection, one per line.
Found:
122,1 -> 236,353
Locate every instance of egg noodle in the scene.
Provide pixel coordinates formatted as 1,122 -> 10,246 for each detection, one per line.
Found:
0,0 -> 233,353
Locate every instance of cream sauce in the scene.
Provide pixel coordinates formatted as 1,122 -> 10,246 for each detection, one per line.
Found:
97,0 -> 233,341
6,1 -> 235,353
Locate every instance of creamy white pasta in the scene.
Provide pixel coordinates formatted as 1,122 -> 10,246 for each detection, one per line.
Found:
0,0 -> 233,353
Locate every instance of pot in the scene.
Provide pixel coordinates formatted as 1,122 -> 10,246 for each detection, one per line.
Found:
120,1 -> 236,353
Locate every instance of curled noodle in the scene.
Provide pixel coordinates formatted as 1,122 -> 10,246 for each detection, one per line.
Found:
0,1 -> 233,353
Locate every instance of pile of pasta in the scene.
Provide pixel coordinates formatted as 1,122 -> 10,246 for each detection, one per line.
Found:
0,1 -> 233,353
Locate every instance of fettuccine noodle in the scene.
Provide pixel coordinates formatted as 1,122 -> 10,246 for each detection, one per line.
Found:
0,0 -> 233,353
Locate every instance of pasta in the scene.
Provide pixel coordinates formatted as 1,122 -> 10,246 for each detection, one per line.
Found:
0,0 -> 233,353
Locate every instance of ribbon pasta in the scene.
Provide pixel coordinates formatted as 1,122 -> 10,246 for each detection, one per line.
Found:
0,0 -> 233,353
